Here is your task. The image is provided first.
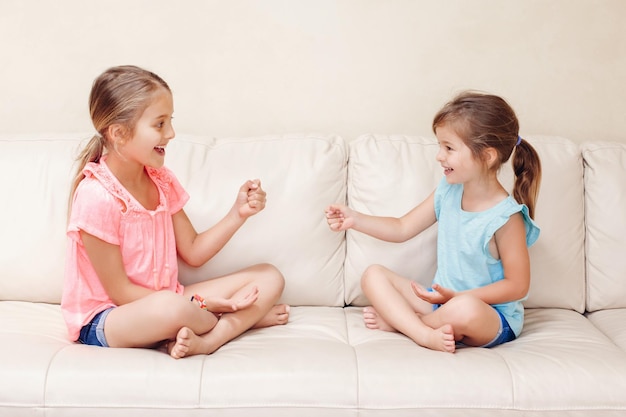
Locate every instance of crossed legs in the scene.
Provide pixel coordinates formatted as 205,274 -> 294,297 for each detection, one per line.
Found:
103,263 -> 288,358
361,264 -> 501,353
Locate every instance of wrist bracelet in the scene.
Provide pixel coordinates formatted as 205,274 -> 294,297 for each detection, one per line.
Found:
190,294 -> 208,310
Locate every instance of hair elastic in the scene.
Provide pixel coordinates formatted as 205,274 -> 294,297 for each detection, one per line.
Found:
516,135 -> 522,146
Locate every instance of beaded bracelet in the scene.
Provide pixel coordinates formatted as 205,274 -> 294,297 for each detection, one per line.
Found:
190,294 -> 208,310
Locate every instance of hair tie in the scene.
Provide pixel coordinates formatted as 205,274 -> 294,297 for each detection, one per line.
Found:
516,135 -> 522,146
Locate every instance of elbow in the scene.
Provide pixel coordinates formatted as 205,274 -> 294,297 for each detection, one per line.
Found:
512,281 -> 530,301
180,254 -> 202,268
187,259 -> 205,268
179,252 -> 208,268
515,288 -> 530,302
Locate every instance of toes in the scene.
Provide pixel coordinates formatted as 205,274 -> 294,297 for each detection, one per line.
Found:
363,312 -> 376,320
276,313 -> 289,325
274,304 -> 290,315
363,306 -> 376,314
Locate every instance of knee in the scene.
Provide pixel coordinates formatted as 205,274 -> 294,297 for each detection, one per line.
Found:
255,263 -> 285,292
361,264 -> 386,291
444,294 -> 485,325
149,291 -> 197,327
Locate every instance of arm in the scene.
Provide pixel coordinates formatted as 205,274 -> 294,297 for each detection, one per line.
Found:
173,179 -> 266,267
325,190 -> 437,243
82,231 -> 257,313
414,213 -> 531,305
81,231 -> 155,306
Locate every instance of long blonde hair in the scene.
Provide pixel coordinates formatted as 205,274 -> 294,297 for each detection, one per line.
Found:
69,65 -> 170,210
432,91 -> 542,218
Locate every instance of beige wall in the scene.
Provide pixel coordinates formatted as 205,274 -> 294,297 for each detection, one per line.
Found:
1,0 -> 625,143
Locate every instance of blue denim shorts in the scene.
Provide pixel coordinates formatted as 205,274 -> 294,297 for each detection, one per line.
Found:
481,308 -> 516,348
432,299 -> 516,348
78,307 -> 114,347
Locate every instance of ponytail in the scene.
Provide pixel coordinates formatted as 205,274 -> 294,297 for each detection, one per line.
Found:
512,137 -> 541,219
68,134 -> 106,214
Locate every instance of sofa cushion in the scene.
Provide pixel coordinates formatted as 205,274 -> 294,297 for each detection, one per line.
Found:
1,303 -> 358,416
344,134 -> 585,312
343,135 -> 440,306
167,134 -> 348,307
0,134 -> 348,308
582,142 -> 626,311
346,306 -> 626,414
0,301 -> 69,410
587,309 -> 626,352
0,135 -> 80,303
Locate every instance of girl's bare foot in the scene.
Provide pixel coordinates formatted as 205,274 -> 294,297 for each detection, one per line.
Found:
363,307 -> 456,353
168,327 -> 212,359
253,304 -> 290,329
422,324 -> 456,353
363,306 -> 396,332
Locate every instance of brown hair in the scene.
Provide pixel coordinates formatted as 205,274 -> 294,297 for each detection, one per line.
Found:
69,65 -> 171,209
432,91 -> 541,218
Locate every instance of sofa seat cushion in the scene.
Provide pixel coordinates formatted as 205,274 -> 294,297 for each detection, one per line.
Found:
0,302 -> 70,411
345,307 -> 626,415
587,309 -> 626,352
3,303 -> 626,416
0,304 -> 358,416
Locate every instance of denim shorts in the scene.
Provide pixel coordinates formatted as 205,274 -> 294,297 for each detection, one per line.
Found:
481,308 -> 516,348
78,307 -> 114,347
432,300 -> 516,348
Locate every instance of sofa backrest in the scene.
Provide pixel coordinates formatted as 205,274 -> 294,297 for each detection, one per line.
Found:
0,135 -> 79,303
582,142 -> 626,311
344,134 -> 586,312
0,133 -> 596,312
168,134 -> 348,307
0,134 -> 348,307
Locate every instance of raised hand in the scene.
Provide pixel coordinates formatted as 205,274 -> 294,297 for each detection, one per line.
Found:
324,204 -> 355,231
236,179 -> 266,219
203,286 -> 260,313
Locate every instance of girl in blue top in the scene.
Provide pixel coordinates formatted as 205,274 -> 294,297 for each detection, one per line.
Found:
325,92 -> 541,353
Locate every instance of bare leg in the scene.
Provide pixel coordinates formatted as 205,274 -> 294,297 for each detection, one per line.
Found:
253,304 -> 290,328
169,306 -> 290,358
104,290 -> 219,349
421,294 -> 502,347
361,265 -> 455,353
170,263 -> 285,358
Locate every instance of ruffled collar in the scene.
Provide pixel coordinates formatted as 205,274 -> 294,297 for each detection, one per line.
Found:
83,156 -> 171,213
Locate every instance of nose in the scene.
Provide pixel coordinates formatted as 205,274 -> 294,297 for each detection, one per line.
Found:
435,147 -> 444,162
166,123 -> 175,141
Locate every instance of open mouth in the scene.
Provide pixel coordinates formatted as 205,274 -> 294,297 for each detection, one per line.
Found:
443,167 -> 453,175
154,146 -> 166,155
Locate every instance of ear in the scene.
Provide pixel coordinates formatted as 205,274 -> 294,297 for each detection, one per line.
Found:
106,124 -> 128,146
483,147 -> 499,169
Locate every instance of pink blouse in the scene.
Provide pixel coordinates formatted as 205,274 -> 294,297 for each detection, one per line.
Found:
61,157 -> 189,341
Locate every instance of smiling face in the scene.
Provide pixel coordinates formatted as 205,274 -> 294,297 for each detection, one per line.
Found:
116,89 -> 175,170
434,123 -> 484,184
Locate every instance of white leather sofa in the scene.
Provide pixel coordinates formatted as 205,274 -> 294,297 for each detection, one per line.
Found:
1,133 -> 625,416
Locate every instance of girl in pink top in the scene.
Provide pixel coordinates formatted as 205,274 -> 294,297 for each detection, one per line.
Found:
62,65 -> 289,359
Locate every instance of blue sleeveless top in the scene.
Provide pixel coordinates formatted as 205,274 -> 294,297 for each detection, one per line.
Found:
433,177 -> 540,336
